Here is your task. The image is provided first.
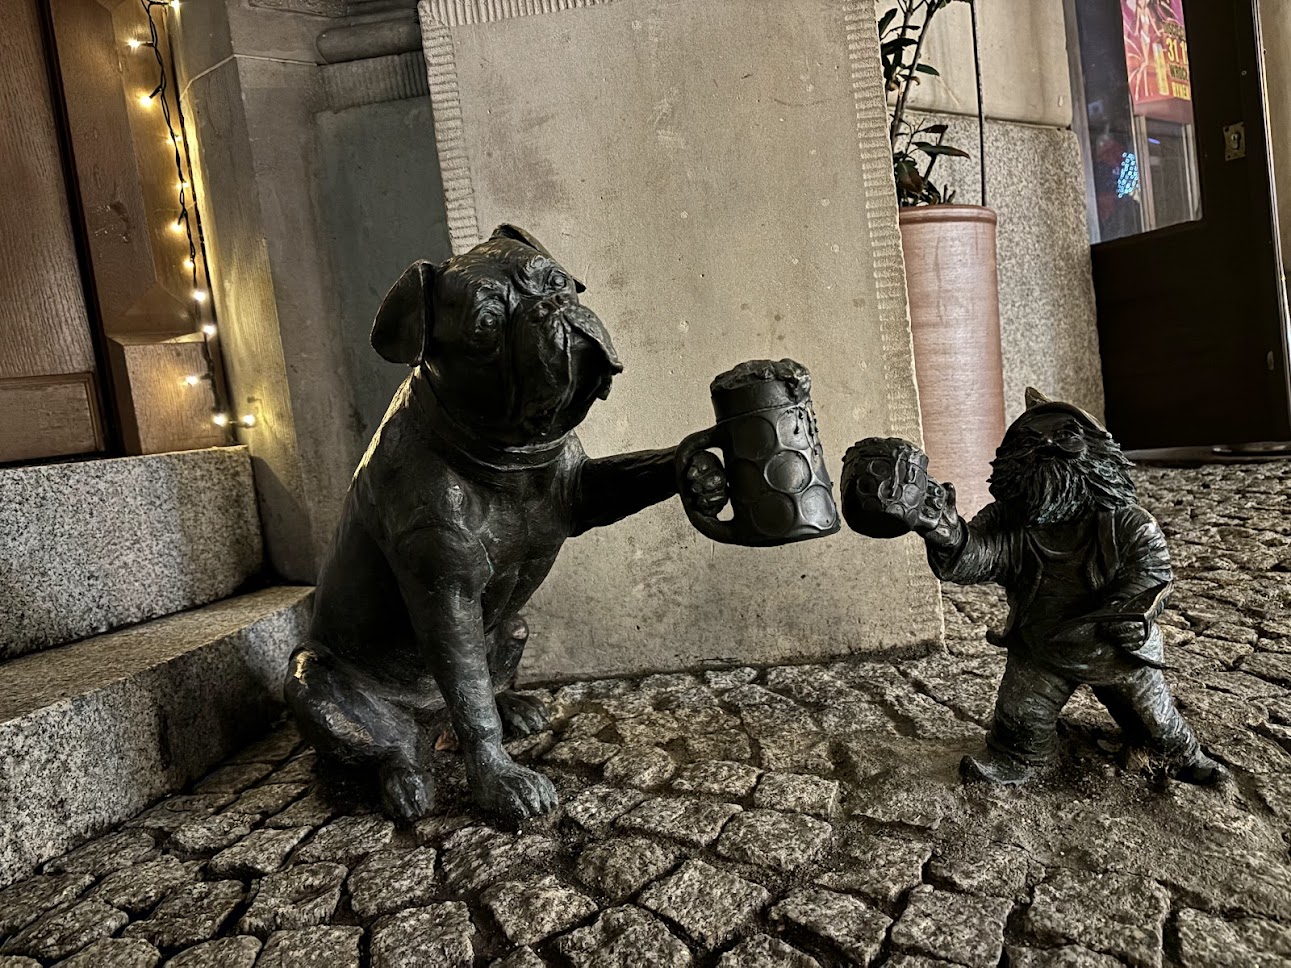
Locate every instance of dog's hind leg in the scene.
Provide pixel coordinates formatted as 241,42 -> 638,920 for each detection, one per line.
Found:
487,616 -> 551,739
286,646 -> 436,821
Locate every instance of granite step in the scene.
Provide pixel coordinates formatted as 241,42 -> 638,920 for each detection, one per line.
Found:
0,586 -> 312,888
0,447 -> 264,662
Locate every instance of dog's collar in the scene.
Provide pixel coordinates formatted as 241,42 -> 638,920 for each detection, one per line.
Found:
412,373 -> 568,471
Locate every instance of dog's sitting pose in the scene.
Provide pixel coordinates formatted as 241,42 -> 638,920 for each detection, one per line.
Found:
286,225 -> 725,824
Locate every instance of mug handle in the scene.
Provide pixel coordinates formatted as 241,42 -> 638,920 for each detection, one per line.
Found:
675,426 -> 740,545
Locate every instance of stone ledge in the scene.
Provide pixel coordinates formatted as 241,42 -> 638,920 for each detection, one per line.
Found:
0,587 -> 312,888
0,447 -> 263,660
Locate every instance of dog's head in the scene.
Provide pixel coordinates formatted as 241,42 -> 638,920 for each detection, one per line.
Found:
372,224 -> 623,446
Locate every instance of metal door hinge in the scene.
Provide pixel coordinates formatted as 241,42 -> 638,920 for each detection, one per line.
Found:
1225,122 -> 1246,161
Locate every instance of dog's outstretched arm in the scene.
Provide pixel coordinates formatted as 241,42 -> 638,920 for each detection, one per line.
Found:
571,448 -> 727,535
391,526 -> 558,825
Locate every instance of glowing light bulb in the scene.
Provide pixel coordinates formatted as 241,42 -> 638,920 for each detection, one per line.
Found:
177,180 -> 189,191
240,414 -> 257,428
201,323 -> 217,337
169,220 -> 184,235
170,0 -> 179,9
192,289 -> 207,303
183,258 -> 195,270
137,94 -> 153,108
212,413 -> 229,428
126,38 -> 142,50
183,374 -> 200,386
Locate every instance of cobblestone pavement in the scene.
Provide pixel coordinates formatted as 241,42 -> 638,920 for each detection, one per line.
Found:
4,465 -> 1291,967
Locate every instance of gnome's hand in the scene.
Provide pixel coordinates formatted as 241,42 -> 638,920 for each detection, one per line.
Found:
1105,620 -> 1147,649
916,480 -> 963,549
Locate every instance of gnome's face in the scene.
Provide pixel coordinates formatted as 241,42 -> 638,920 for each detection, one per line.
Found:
988,407 -> 1135,525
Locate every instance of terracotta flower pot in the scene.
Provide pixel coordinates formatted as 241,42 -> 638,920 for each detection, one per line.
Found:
898,204 -> 1005,517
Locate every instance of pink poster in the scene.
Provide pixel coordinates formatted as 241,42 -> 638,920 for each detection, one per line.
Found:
1122,0 -> 1192,122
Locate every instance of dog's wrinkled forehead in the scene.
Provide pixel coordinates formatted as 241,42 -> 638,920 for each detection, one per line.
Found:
438,239 -> 570,306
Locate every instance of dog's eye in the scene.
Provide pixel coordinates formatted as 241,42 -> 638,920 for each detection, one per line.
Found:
548,271 -> 569,291
468,310 -> 503,347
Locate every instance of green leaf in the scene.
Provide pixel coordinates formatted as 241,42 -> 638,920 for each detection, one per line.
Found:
914,64 -> 940,76
914,142 -> 971,158
878,8 -> 897,34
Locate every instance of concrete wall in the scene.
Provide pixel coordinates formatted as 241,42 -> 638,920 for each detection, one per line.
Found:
1258,1 -> 1291,280
882,0 -> 1103,423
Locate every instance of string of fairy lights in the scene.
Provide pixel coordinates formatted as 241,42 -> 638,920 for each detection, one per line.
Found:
130,0 -> 255,431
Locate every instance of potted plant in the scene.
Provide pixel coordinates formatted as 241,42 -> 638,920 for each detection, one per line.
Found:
882,0 -> 1004,517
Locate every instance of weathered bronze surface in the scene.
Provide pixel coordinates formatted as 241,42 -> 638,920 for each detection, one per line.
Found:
841,388 -> 1229,787
285,225 -> 726,824
677,359 -> 840,547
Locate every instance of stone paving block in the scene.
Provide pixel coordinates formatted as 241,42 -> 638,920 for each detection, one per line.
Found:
169,815 -> 255,856
603,746 -> 676,789
53,937 -> 160,967
671,760 -> 763,798
238,863 -> 347,936
815,833 -> 931,906
370,902 -> 474,968
926,841 -> 1040,900
1,900 -> 128,961
764,666 -> 858,706
1254,774 -> 1291,819
639,860 -> 769,948
90,856 -> 202,916
222,783 -> 308,818
617,797 -> 742,848
44,831 -> 158,877
756,734 -> 833,774
257,927 -> 362,968
563,786 -> 648,834
1023,869 -> 1169,968
348,847 -> 438,920
751,773 -> 840,818
163,936 -> 261,968
294,815 -> 394,866
0,872 -> 94,935
226,727 -> 302,765
575,837 -> 680,900
557,905 -> 692,968
769,888 -> 891,966
561,712 -> 613,740
126,794 -> 233,834
482,875 -> 597,946
718,934 -> 821,967
683,730 -> 754,762
1175,907 -> 1291,967
411,814 -> 475,845
489,948 -> 544,968
614,711 -> 683,746
544,738 -> 620,768
438,827 -> 558,894
194,763 -> 274,795
123,881 -> 243,949
271,753 -> 319,785
0,956 -> 40,967
264,790 -> 337,830
704,668 -> 759,691
1006,945 -> 1124,967
715,810 -> 833,873
883,956 -> 960,968
819,698 -> 903,736
740,703 -> 819,739
209,827 -> 310,878
850,773 -> 958,830
890,888 -> 1011,968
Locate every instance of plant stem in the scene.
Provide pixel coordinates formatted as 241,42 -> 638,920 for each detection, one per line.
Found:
969,0 -> 987,206
889,1 -> 934,150
888,0 -> 917,146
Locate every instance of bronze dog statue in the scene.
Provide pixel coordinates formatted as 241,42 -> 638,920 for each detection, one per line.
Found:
286,225 -> 725,824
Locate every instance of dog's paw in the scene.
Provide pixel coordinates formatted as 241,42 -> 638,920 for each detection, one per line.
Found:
471,757 -> 559,826
496,691 -> 551,740
378,762 -> 436,822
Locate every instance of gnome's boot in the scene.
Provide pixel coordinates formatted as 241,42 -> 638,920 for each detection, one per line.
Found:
1172,749 -> 1230,786
960,748 -> 1039,786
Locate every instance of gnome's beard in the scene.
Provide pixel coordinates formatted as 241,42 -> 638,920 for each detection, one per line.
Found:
989,433 -> 1137,526
993,455 -> 1092,525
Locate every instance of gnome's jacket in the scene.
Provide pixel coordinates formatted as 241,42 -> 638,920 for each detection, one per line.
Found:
928,501 -> 1173,671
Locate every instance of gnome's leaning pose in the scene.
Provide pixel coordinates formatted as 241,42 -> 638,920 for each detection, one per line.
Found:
842,390 -> 1228,786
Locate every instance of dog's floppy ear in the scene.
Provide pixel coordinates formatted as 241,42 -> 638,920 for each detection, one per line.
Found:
490,223 -> 586,293
1024,386 -> 1053,411
371,260 -> 435,365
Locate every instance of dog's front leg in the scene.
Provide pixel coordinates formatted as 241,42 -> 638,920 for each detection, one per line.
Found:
393,541 -> 557,826
572,448 -> 728,534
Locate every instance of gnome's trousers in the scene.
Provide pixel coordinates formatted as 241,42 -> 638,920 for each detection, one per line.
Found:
987,650 -> 1201,766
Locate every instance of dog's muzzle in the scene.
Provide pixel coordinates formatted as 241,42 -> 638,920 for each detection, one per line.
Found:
510,301 -> 623,435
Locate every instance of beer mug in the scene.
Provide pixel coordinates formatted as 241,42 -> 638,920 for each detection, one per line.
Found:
676,359 -> 840,546
839,437 -> 931,538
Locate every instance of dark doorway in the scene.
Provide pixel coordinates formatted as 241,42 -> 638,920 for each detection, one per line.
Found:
1066,0 -> 1290,450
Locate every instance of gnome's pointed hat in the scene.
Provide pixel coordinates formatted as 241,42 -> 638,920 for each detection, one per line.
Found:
1011,387 -> 1110,437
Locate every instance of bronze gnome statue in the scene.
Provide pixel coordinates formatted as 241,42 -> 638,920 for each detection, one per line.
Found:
285,225 -> 726,825
841,389 -> 1228,787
